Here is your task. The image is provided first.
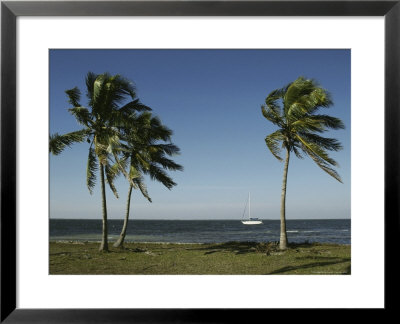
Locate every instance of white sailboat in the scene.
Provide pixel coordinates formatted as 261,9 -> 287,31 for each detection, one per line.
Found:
241,193 -> 263,225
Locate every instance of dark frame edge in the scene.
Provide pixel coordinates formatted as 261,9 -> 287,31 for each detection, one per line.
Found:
384,1 -> 400,313
1,0 -> 398,322
1,2 -> 16,323
2,0 -> 399,16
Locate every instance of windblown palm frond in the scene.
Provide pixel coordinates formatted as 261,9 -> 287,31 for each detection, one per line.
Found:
68,107 -> 92,127
91,73 -> 137,120
116,112 -> 183,200
265,130 -> 285,161
119,99 -> 152,115
49,129 -> 89,155
65,87 -> 81,107
86,147 -> 98,194
105,162 -> 119,198
262,76 -> 344,181
134,176 -> 152,202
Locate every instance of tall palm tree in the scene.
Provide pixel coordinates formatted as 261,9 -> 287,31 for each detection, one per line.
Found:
113,112 -> 183,248
49,72 -> 150,251
262,77 -> 344,250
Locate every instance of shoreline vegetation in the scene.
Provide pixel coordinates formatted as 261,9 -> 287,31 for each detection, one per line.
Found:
49,241 -> 351,275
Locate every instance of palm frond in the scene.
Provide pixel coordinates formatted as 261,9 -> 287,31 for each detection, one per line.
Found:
105,163 -> 119,198
129,165 -> 141,180
114,155 -> 128,174
149,154 -> 183,172
265,88 -> 284,117
150,143 -> 181,157
85,71 -> 98,103
301,87 -> 333,113
150,117 -> 173,141
112,152 -> 138,189
119,99 -> 152,115
92,73 -> 110,117
261,105 -> 283,126
65,87 -> 81,107
94,74 -> 137,117
298,132 -> 343,151
135,153 -> 151,171
286,102 -> 307,122
86,147 -> 98,194
49,129 -> 88,155
133,177 -> 152,202
135,111 -> 152,127
287,87 -> 333,119
148,164 -> 177,190
94,136 -> 109,165
108,74 -> 137,100
303,147 -> 342,183
265,130 -> 285,161
296,134 -> 338,166
292,144 -> 304,159
291,117 -> 328,133
106,134 -> 121,154
109,108 -> 144,132
68,107 -> 92,127
306,114 -> 345,130
283,77 -> 316,115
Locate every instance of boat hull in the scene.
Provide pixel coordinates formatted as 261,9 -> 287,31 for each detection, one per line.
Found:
241,220 -> 263,225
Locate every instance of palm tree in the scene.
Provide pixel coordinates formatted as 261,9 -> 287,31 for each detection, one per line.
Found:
113,112 -> 183,248
49,72 -> 150,251
262,77 -> 344,250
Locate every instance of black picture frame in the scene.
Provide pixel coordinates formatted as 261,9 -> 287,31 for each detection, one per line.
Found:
1,0 -> 399,322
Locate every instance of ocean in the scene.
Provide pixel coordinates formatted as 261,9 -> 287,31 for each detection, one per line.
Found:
49,219 -> 351,244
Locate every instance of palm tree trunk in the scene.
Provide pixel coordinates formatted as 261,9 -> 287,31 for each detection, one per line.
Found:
279,148 -> 290,250
98,163 -> 109,252
113,184 -> 133,248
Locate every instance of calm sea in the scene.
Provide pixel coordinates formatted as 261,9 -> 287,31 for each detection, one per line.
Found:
50,219 -> 351,244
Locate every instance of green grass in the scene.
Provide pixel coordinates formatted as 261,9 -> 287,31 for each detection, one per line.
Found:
49,241 -> 351,275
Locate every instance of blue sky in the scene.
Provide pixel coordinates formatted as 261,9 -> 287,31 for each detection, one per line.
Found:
49,49 -> 350,220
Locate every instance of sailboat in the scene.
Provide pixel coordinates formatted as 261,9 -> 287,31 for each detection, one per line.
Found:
241,193 -> 263,225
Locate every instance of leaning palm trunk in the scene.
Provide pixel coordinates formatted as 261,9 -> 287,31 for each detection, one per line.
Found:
99,164 -> 109,252
279,148 -> 290,250
113,184 -> 133,248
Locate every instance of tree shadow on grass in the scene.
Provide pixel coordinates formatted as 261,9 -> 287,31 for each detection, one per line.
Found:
267,256 -> 351,274
193,241 -> 342,256
288,242 -> 326,248
189,241 -> 274,255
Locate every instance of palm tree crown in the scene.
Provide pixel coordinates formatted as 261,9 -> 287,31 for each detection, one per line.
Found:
263,76 -> 344,182
124,112 -> 182,189
49,72 -> 151,196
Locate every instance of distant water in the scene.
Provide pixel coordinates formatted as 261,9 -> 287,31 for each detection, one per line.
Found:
50,219 -> 351,244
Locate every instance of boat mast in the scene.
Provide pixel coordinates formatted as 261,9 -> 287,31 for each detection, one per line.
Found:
249,192 -> 251,219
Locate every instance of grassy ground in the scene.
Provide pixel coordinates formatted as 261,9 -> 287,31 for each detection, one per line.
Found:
49,241 -> 350,275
